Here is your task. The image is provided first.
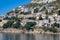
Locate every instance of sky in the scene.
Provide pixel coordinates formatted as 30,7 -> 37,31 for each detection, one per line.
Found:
0,0 -> 32,16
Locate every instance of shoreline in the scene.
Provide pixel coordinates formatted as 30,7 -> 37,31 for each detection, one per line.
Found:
2,31 -> 60,34
1,28 -> 60,34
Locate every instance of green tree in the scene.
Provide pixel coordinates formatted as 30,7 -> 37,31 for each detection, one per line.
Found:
45,15 -> 48,19
27,17 -> 36,20
13,22 -> 22,29
24,11 -> 31,15
39,15 -> 43,20
58,10 -> 60,15
57,0 -> 60,2
7,11 -> 13,15
11,17 -> 20,21
45,10 -> 48,14
4,16 -> 10,20
34,8 -> 39,13
49,27 -> 57,33
42,25 -> 48,32
0,20 -> 2,22
3,20 -> 14,29
24,22 -> 36,30
15,10 -> 20,13
20,12 -> 24,14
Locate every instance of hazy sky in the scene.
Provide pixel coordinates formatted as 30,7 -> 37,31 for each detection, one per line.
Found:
0,0 -> 32,16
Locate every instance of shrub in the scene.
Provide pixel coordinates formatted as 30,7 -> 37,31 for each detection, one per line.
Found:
52,22 -> 60,28
39,16 -> 43,20
49,27 -> 57,33
24,11 -> 31,15
10,17 -> 21,21
34,8 -> 39,13
20,11 -> 31,15
27,17 -> 36,20
24,22 -> 36,30
58,10 -> 60,15
45,11 -> 48,14
3,16 -> 10,20
0,20 -> 2,22
7,11 -> 13,15
42,26 -> 48,32
3,20 -> 14,29
13,22 -> 22,29
45,15 -> 48,19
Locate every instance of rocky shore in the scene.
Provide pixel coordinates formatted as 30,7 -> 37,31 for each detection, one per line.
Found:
1,28 -> 60,34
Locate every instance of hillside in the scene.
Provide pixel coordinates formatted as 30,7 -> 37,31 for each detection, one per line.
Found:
6,0 -> 60,15
1,0 -> 60,33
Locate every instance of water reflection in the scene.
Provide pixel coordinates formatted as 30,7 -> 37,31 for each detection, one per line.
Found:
2,33 -> 35,40
26,34 -> 35,40
34,34 -> 60,40
3,33 -> 21,40
1,33 -> 60,40
52,34 -> 59,40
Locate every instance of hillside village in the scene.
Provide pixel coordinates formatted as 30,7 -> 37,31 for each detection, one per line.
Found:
0,0 -> 60,33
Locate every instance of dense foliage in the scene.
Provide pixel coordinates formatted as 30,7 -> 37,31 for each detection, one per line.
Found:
4,16 -> 21,21
7,11 -> 14,15
0,20 -> 2,22
13,21 -> 22,29
3,20 -> 22,29
34,8 -> 39,13
27,17 -> 36,20
39,15 -> 43,20
24,22 -> 36,30
3,16 -> 21,29
3,20 -> 14,28
49,27 -> 57,33
42,26 -> 48,32
24,11 -> 31,15
42,24 -> 57,33
20,11 -> 31,15
58,10 -> 60,15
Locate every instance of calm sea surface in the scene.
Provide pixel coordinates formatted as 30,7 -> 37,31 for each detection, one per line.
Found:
0,33 -> 60,40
